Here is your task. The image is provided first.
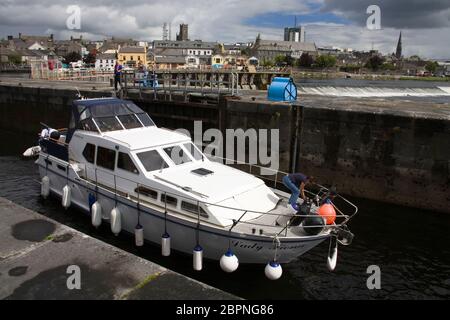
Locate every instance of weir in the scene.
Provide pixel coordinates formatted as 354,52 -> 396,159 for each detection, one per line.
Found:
0,78 -> 449,213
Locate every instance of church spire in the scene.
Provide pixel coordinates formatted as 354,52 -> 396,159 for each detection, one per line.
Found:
395,31 -> 402,59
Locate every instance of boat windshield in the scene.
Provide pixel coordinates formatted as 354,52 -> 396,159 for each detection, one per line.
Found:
163,145 -> 192,165
137,150 -> 169,172
69,99 -> 156,136
183,142 -> 203,161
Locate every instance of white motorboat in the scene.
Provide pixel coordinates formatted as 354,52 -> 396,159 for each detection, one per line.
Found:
30,97 -> 357,277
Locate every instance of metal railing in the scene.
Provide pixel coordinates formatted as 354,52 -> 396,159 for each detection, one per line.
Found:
54,151 -> 357,236
120,70 -> 241,102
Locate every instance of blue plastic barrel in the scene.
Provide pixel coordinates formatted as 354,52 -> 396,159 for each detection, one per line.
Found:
267,77 -> 297,102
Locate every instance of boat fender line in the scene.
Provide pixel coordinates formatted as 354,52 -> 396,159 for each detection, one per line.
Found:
134,190 -> 144,247
88,193 -> 96,213
265,236 -> 283,280
91,201 -> 102,228
161,197 -> 171,256
41,154 -> 50,199
327,236 -> 338,272
193,201 -> 203,271
220,220 -> 239,273
110,207 -> 121,236
62,164 -> 71,209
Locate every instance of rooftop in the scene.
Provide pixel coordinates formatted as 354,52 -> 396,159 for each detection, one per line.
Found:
103,126 -> 191,151
119,46 -> 146,53
155,56 -> 186,64
96,53 -> 117,60
153,40 -> 217,49
256,40 -> 317,52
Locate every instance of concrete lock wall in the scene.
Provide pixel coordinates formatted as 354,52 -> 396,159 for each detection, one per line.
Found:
296,101 -> 450,214
0,83 -> 449,213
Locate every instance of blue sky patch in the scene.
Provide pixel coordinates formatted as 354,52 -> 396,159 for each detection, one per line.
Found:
244,11 -> 350,28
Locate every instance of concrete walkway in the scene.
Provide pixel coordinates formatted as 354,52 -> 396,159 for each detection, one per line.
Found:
0,197 -> 239,300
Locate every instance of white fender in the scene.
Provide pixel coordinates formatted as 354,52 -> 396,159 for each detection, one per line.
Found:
135,225 -> 144,247
220,250 -> 239,273
62,185 -> 71,209
110,207 -> 121,236
23,146 -> 41,157
41,176 -> 50,199
265,261 -> 283,280
193,245 -> 203,271
161,233 -> 171,256
91,201 -> 102,228
327,244 -> 338,272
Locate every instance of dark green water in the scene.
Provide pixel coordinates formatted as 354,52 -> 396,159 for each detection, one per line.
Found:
0,129 -> 449,299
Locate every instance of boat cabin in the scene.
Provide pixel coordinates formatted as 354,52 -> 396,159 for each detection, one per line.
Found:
41,98 -> 279,227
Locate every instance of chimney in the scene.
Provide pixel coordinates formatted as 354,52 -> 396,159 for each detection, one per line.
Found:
70,36 -> 73,41
50,34 -> 54,41
7,35 -> 13,40
19,33 -> 22,39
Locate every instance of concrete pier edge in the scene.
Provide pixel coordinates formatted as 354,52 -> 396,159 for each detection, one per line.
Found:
0,197 -> 240,300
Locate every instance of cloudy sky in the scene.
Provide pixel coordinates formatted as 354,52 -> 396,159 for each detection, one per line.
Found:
1,0 -> 449,59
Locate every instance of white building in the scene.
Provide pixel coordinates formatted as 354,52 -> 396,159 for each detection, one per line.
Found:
185,55 -> 200,69
27,41 -> 46,50
95,53 -> 116,71
284,27 -> 306,43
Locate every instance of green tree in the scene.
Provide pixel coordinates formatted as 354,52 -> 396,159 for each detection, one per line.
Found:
298,53 -> 314,68
241,47 -> 251,57
365,55 -> 385,71
261,59 -> 274,67
409,55 -> 421,61
425,61 -> 439,73
381,63 -> 396,71
83,52 -> 96,65
315,55 -> 336,68
8,53 -> 22,64
63,51 -> 82,64
274,54 -> 287,66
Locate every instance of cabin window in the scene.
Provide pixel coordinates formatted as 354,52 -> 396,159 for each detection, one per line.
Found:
135,186 -> 157,199
136,113 -> 155,127
137,150 -> 169,172
95,116 -> 123,132
161,194 -> 177,207
118,114 -> 142,129
117,152 -> 138,174
96,146 -> 116,170
183,143 -> 203,161
181,201 -> 209,218
82,143 -> 96,163
163,145 -> 191,165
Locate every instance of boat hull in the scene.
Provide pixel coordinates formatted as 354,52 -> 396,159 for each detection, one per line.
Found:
37,156 -> 329,264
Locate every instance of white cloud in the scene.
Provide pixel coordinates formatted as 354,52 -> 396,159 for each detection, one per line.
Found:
0,0 -> 448,58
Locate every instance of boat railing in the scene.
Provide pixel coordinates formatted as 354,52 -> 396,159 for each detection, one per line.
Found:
70,156 -> 357,237
205,154 -> 358,222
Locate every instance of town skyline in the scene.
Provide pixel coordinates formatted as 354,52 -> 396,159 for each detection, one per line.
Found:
0,0 -> 449,59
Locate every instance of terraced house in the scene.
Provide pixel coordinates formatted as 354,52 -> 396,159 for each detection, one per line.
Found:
118,46 -> 147,67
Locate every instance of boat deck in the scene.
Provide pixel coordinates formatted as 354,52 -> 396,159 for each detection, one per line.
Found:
232,196 -> 326,239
